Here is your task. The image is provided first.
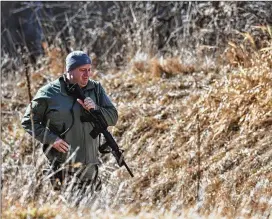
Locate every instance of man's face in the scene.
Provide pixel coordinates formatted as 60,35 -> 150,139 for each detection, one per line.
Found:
68,64 -> 93,88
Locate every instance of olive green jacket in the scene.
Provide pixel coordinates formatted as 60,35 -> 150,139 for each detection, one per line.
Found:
21,76 -> 118,176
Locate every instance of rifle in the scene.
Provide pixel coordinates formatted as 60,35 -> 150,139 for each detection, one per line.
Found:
68,83 -> 134,177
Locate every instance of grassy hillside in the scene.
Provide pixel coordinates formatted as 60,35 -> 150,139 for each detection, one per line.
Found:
2,24 -> 272,219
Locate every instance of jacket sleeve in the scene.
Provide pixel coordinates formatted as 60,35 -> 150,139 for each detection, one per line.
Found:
96,83 -> 118,126
21,90 -> 58,145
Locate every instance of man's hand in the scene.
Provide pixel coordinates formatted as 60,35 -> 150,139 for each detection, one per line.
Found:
77,97 -> 96,111
52,137 -> 69,153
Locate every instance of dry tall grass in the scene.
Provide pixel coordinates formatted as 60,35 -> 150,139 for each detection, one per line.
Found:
2,28 -> 272,218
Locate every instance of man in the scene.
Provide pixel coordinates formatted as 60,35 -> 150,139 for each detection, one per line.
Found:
21,51 -> 118,191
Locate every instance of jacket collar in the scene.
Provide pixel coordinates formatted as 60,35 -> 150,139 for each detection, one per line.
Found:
59,75 -> 95,96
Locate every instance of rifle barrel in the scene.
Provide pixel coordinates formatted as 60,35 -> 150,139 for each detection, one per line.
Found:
124,162 -> 134,177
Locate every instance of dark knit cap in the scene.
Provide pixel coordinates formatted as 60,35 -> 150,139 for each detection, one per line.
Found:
66,51 -> 92,72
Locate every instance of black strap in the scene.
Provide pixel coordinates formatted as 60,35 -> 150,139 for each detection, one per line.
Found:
99,141 -> 112,154
59,97 -> 77,138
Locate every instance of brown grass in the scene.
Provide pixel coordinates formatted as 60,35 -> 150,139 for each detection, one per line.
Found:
132,57 -> 195,78
42,42 -> 65,76
2,29 -> 272,218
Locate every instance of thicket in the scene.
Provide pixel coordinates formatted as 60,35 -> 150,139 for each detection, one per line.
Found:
1,2 -> 272,69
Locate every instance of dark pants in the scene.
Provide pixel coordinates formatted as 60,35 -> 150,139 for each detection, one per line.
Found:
46,161 -> 101,193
